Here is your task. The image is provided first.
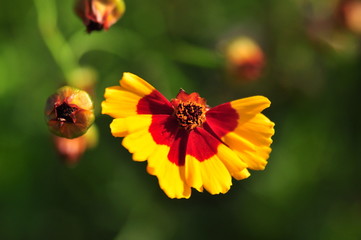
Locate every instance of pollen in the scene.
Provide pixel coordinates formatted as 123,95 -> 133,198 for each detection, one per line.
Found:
174,101 -> 206,130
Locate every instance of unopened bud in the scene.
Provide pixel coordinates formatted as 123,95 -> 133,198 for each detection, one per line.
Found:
225,37 -> 265,81
69,67 -> 97,97
76,0 -> 126,33
45,86 -> 94,139
53,125 -> 98,166
337,0 -> 361,34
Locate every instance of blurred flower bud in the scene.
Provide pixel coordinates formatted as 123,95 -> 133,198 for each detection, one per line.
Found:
225,37 -> 265,81
45,86 -> 95,139
69,67 -> 97,97
53,125 -> 98,166
337,0 -> 361,34
76,0 -> 126,33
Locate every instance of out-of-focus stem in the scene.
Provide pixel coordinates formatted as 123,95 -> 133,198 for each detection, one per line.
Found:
33,0 -> 78,83
173,41 -> 223,68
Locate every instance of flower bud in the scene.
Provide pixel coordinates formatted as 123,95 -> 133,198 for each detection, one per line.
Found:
225,37 -> 265,81
76,0 -> 126,33
45,86 -> 95,139
337,0 -> 361,34
53,125 -> 98,166
69,67 -> 97,97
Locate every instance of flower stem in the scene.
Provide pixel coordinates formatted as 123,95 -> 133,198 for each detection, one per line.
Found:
172,41 -> 223,68
33,0 -> 79,83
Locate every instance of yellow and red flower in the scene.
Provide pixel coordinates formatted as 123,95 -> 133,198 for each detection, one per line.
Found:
76,0 -> 125,33
102,73 -> 275,199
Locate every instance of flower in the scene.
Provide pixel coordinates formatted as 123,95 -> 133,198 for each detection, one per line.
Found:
225,37 -> 265,81
102,73 -> 275,199
45,86 -> 95,139
76,0 -> 126,33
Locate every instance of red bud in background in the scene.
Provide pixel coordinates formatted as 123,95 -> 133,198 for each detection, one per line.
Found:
225,37 -> 265,81
337,0 -> 361,34
53,125 -> 98,166
76,0 -> 126,33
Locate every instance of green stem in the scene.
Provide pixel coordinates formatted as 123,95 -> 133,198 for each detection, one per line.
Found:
33,0 -> 79,83
172,41 -> 223,68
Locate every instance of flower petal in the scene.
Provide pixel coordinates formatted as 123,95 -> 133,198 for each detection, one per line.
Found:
204,102 -> 238,138
120,72 -> 155,97
102,73 -> 173,118
110,114 -> 152,137
205,96 -> 274,170
205,96 -> 271,138
167,128 -> 188,166
185,143 -> 249,191
222,113 -> 275,170
198,154 -> 232,194
102,72 -> 156,118
111,114 -> 190,198
184,156 -> 203,192
102,86 -> 142,118
233,169 -> 251,180
110,115 -> 157,161
123,129 -> 157,162
148,115 -> 179,146
230,96 -> 271,120
186,128 -> 219,161
216,143 -> 248,179
185,128 -> 235,195
112,113 -> 191,198
136,90 -> 173,115
147,145 -> 191,199
148,115 -> 189,166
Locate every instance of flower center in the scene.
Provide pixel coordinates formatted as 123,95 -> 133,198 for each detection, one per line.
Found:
174,101 -> 206,131
56,102 -> 78,123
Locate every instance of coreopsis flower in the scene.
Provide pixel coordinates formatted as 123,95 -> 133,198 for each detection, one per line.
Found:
102,73 -> 274,199
337,0 -> 361,34
225,37 -> 265,81
76,0 -> 125,33
45,86 -> 95,139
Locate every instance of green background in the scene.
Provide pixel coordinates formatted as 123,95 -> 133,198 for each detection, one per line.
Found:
1,0 -> 361,239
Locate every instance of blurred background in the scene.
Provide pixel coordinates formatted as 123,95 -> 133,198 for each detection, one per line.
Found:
1,0 -> 361,239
